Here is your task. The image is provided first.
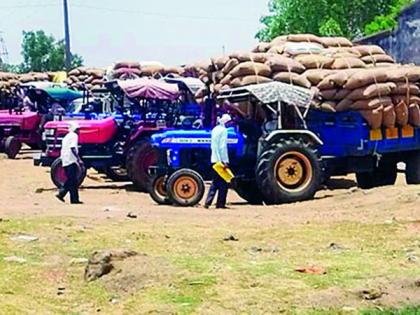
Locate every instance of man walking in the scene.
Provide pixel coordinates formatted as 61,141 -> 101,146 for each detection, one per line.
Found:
204,114 -> 232,209
56,121 -> 83,204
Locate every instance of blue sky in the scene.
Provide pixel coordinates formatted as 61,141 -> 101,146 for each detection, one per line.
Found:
0,0 -> 268,67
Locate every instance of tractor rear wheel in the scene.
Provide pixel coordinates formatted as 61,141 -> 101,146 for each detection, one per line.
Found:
232,179 -> 264,205
167,169 -> 205,207
149,175 -> 171,205
4,136 -> 22,159
104,166 -> 129,182
126,141 -> 158,192
356,159 -> 397,189
405,150 -> 420,184
256,138 -> 322,204
50,158 -> 87,189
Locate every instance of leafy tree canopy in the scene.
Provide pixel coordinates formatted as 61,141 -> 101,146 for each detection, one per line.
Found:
257,0 -> 414,41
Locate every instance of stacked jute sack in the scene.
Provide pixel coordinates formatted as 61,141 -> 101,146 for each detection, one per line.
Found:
66,67 -> 106,90
110,61 -> 185,80
0,71 -> 56,95
203,33 -> 420,128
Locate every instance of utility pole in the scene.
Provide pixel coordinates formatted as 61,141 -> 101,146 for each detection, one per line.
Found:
63,0 -> 71,70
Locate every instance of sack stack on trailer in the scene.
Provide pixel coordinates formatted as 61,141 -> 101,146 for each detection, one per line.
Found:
109,61 -> 185,81
66,67 -> 106,90
202,34 -> 420,130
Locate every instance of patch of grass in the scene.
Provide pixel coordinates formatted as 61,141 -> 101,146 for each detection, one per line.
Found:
361,306 -> 420,315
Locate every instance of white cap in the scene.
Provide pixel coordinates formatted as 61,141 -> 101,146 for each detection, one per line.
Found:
219,113 -> 232,125
68,121 -> 80,132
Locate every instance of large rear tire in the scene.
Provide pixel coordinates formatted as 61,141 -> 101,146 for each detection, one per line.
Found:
126,141 -> 158,192
50,158 -> 87,189
167,169 -> 205,207
4,136 -> 22,159
406,150 -> 420,184
256,138 -> 322,204
149,175 -> 171,205
356,158 -> 397,189
232,178 -> 264,205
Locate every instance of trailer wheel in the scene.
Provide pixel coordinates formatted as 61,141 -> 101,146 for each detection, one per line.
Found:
4,136 -> 22,159
356,159 -> 397,189
149,175 -> 171,205
50,158 -> 86,189
406,150 -> 420,184
256,138 -> 321,204
232,179 -> 264,205
126,141 -> 158,192
167,169 -> 205,207
104,166 -> 129,182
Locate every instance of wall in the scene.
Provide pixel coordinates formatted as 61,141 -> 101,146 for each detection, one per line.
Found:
355,1 -> 420,64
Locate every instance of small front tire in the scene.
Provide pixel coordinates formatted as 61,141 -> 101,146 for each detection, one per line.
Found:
149,175 -> 171,205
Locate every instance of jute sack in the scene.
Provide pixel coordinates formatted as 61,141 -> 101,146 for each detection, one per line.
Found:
229,62 -> 271,78
19,74 -> 34,83
252,42 -> 271,53
360,106 -> 384,129
270,35 -> 289,46
393,95 -> 420,105
283,42 -> 324,56
367,62 -> 396,68
265,55 -> 305,73
352,45 -> 386,56
86,68 -> 105,78
383,105 -> 396,128
344,69 -> 388,89
220,74 -> 233,86
317,69 -> 359,90
114,61 -> 140,70
348,97 -> 392,111
331,57 -> 366,70
409,103 -> 420,127
319,88 -> 351,100
229,52 -> 269,63
323,47 -> 361,57
392,83 -> 420,96
361,54 -> 395,64
114,68 -> 142,77
287,34 -> 324,45
231,75 -> 272,87
312,100 -> 337,112
211,56 -> 229,70
267,46 -> 285,54
141,65 -> 165,76
295,55 -> 334,69
68,68 -> 81,76
345,82 -> 396,100
273,72 -> 311,88
320,37 -> 353,48
222,58 -> 239,75
395,101 -> 409,126
302,69 -> 337,85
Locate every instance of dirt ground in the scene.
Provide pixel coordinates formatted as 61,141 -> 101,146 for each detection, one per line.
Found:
0,148 -> 419,314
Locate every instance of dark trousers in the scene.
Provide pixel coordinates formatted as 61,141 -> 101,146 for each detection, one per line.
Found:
59,163 -> 80,204
205,168 -> 228,208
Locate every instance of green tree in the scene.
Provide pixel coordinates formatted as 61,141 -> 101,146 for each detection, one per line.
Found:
257,0 -> 414,41
20,30 -> 83,72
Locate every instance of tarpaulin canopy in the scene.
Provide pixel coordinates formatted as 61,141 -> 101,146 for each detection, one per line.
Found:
163,77 -> 205,95
118,78 -> 180,101
28,87 -> 83,102
218,82 -> 314,108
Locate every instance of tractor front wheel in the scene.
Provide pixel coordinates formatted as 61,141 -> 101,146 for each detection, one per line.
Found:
4,136 -> 22,159
126,141 -> 158,192
149,175 -> 171,205
167,169 -> 205,207
256,138 -> 322,204
405,150 -> 420,184
50,158 -> 87,189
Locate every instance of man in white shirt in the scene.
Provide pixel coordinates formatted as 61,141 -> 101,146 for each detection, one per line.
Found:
204,114 -> 232,209
56,122 -> 83,204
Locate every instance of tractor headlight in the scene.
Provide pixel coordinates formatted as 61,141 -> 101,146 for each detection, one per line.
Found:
44,129 -> 55,136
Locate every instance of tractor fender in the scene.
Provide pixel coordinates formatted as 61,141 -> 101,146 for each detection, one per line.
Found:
262,130 -> 323,147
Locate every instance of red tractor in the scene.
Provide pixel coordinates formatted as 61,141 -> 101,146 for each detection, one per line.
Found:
37,77 -> 205,191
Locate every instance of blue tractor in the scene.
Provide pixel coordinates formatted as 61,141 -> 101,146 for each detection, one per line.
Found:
148,82 -> 420,207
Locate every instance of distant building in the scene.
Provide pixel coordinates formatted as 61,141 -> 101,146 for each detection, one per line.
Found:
355,0 -> 420,64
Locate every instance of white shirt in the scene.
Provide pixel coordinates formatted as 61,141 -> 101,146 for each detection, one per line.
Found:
211,125 -> 229,164
61,131 -> 79,167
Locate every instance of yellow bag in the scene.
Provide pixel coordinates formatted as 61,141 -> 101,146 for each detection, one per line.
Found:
53,71 -> 67,83
213,162 -> 235,183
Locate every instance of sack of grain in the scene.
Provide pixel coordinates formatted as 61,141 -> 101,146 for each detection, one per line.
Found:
360,106 -> 384,129
287,34 -> 324,45
220,74 -> 233,86
267,46 -> 286,54
345,82 -> 396,100
361,54 -> 395,64
331,57 -> 366,70
229,62 -> 271,78
302,69 -> 337,85
283,42 -> 324,56
231,75 -> 272,87
222,58 -> 240,75
265,55 -> 305,73
273,72 -> 311,88
295,55 -> 334,69
320,37 -> 353,48
114,61 -> 141,70
393,95 -> 420,105
323,47 -> 362,57
392,83 -> 420,96
252,42 -> 271,53
383,105 -> 396,128
395,101 -> 409,126
68,68 -> 80,76
211,56 -> 230,70
318,69 -> 359,90
352,45 -> 386,56
319,88 -> 351,100
229,52 -> 269,63
344,69 -> 388,89
349,97 -> 392,111
409,103 -> 420,126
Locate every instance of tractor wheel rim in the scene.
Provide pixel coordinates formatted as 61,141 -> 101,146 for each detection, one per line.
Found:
275,151 -> 313,192
173,176 -> 197,201
154,176 -> 167,199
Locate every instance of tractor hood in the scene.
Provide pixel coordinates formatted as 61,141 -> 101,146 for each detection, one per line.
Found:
0,111 -> 41,130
